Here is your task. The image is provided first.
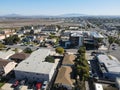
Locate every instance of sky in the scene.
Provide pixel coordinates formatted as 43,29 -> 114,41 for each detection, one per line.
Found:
0,0 -> 120,16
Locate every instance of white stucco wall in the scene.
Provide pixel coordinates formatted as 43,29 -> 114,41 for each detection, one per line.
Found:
15,70 -> 50,82
4,62 -> 17,75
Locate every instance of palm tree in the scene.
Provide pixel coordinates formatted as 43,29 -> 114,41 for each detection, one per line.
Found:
108,36 -> 115,53
118,30 -> 120,39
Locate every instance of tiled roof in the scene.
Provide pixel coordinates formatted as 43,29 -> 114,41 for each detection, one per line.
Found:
9,53 -> 29,60
55,66 -> 74,86
62,54 -> 76,65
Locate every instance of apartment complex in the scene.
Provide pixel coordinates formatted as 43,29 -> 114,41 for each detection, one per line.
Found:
97,55 -> 120,81
14,49 -> 58,82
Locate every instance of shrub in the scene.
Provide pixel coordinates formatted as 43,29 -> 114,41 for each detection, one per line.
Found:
55,47 -> 64,54
23,47 -> 32,53
45,56 -> 54,63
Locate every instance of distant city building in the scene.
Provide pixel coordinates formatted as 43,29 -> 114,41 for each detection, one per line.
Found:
70,31 -> 83,47
61,30 -> 104,48
69,26 -> 79,30
41,25 -> 58,34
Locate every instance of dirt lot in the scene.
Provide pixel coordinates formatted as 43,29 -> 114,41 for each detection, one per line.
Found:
0,18 -> 61,28
0,18 -> 81,29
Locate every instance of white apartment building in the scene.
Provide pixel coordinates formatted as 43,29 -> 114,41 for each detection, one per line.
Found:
14,49 -> 58,82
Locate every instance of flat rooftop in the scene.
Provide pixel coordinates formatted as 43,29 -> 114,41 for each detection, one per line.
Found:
97,55 -> 120,73
68,31 -> 104,38
14,49 -> 56,74
90,32 -> 104,38
71,32 -> 83,37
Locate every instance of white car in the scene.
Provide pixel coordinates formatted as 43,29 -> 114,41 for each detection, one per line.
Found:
112,47 -> 117,50
41,81 -> 48,90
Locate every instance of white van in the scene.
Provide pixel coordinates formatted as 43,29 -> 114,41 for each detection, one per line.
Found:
95,83 -> 103,90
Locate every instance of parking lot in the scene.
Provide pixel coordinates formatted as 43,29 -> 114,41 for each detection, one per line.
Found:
1,78 -> 49,90
1,79 -> 27,90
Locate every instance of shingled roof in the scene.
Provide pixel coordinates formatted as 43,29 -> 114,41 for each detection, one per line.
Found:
9,53 -> 29,60
62,54 -> 76,65
0,59 -> 12,68
55,66 -> 74,87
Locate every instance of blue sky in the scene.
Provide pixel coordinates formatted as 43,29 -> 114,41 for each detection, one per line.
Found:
0,0 -> 120,15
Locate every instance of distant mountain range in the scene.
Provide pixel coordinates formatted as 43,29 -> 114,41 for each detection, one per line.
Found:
0,13 -> 87,18
58,13 -> 86,17
0,13 -> 120,18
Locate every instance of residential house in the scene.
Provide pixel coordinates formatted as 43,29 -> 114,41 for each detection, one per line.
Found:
0,59 -> 17,76
0,50 -> 15,59
0,30 -> 15,40
9,53 -> 30,63
55,66 -> 75,90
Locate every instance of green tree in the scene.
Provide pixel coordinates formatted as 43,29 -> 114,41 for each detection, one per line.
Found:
115,39 -> 120,46
14,48 -> 18,53
78,46 -> 86,54
45,56 -> 55,63
56,25 -> 61,30
4,35 -> 20,45
55,47 -> 64,54
0,43 -> 5,50
23,47 -> 32,53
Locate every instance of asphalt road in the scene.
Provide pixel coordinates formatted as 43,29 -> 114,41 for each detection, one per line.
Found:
106,44 -> 120,60
6,44 -> 39,51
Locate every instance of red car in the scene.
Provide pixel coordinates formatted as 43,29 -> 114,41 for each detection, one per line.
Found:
36,82 -> 42,90
12,80 -> 19,87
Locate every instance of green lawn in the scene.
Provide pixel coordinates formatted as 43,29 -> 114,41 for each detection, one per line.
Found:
0,82 -> 5,88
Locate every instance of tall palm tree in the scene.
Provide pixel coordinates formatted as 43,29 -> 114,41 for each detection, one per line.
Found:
108,36 -> 115,53
118,30 -> 120,39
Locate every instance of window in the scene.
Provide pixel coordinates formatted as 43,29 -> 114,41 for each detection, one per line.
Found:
36,73 -> 39,75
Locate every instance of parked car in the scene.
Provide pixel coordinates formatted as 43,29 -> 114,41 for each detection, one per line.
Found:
112,44 -> 116,46
112,47 -> 117,50
28,83 -> 35,89
36,82 -> 42,90
11,80 -> 19,87
89,72 -> 93,78
29,44 -> 33,47
87,60 -> 91,66
20,80 -> 26,85
91,51 -> 96,56
91,51 -> 104,56
41,81 -> 48,90
93,73 -> 99,80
